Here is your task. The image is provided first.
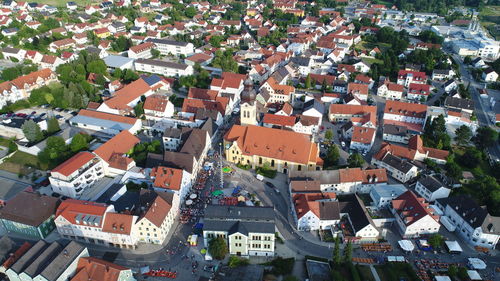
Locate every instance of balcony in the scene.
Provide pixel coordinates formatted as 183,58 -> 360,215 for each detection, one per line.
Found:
67,159 -> 101,182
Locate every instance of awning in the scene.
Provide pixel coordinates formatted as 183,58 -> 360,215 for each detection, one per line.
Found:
212,190 -> 223,196
398,240 -> 415,252
468,258 -> 487,270
445,241 -> 463,253
467,270 -> 482,280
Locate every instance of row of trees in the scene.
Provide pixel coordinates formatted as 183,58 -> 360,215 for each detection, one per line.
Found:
21,117 -> 60,144
38,133 -> 92,169
1,63 -> 38,82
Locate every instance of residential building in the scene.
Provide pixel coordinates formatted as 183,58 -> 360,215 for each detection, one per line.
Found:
203,205 -> 276,257
371,153 -> 418,183
5,240 -> 88,281
407,83 -> 431,101
391,191 -> 441,238
49,152 -> 105,199
397,70 -> 427,87
432,69 -> 455,81
2,47 -> 26,61
289,168 -> 388,194
224,125 -> 323,174
127,42 -> 155,59
370,184 -> 407,209
377,81 -> 404,100
259,77 -> 295,104
69,109 -> 142,135
482,68 -> 498,82
415,175 -> 450,202
328,104 -> 377,125
93,131 -> 140,176
350,126 -> 376,154
0,192 -> 59,239
374,135 -> 449,164
143,94 -> 174,120
383,100 -> 427,132
134,58 -> 194,77
382,124 -> 409,144
293,194 -> 340,231
97,78 -> 154,115
150,166 -> 191,212
444,96 -> 474,114
436,195 -> 499,249
71,257 -> 136,281
145,38 -> 194,56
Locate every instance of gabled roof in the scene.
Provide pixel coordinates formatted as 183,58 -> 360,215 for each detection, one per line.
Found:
75,109 -> 138,125
51,151 -> 96,177
0,192 -> 59,227
56,199 -> 108,226
72,257 -> 129,281
143,94 -> 170,112
103,79 -> 151,110
101,213 -> 134,235
384,100 -> 427,118
93,131 -> 139,170
392,191 -> 439,226
150,166 -> 183,190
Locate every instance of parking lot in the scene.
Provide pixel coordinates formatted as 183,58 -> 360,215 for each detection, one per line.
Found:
14,106 -> 76,122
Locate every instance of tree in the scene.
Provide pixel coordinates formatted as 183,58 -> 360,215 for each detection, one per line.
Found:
184,6 -> 197,18
151,49 -> 161,59
325,129 -> 333,140
86,60 -> 107,75
344,241 -> 352,263
454,125 -> 472,146
324,145 -> 340,168
459,147 -> 483,168
474,126 -> 499,148
208,237 -> 228,260
69,133 -> 90,153
448,265 -> 458,278
458,267 -> 468,281
134,101 -> 144,117
304,74 -> 312,89
445,159 -> 462,180
22,120 -> 43,143
46,117 -> 60,134
122,69 -> 139,83
428,234 -> 444,249
347,153 -> 365,168
333,235 -> 341,265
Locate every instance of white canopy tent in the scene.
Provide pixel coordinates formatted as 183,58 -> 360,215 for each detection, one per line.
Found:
398,240 -> 415,252
467,270 -> 482,280
468,258 -> 487,270
444,241 -> 463,253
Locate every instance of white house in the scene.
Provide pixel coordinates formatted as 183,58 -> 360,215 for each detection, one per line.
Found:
391,191 -> 441,238
350,126 -> 376,154
134,58 -> 194,77
127,42 -> 155,59
145,38 -> 194,56
371,153 -> 418,183
143,94 -> 174,120
414,175 -> 451,202
382,124 -> 409,144
377,82 -> 404,100
49,152 -> 105,199
482,68 -> 498,82
436,195 -> 500,249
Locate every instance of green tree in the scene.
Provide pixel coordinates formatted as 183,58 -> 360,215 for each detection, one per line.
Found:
454,125 -> 472,146
21,120 -> 43,143
69,133 -> 90,153
184,6 -> 197,18
428,234 -> 444,249
134,101 -> 144,117
37,136 -> 71,169
305,74 -> 312,89
344,241 -> 352,263
208,237 -> 228,260
347,153 -> 365,168
86,60 -> 107,75
474,126 -> 499,148
448,264 -> 458,278
459,147 -> 483,168
333,235 -> 341,265
324,145 -> 340,168
325,129 -> 333,140
122,69 -> 139,83
151,49 -> 161,58
445,158 -> 462,180
458,267 -> 468,280
46,117 -> 60,134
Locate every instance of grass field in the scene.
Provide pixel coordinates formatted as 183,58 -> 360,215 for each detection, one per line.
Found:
479,6 -> 500,40
0,151 -> 47,175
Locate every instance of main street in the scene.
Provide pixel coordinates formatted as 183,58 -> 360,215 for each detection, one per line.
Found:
450,53 -> 500,162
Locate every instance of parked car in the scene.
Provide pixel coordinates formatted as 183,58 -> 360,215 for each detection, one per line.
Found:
265,181 -> 275,189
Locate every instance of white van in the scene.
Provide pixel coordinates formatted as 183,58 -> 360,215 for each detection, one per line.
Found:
256,174 -> 264,181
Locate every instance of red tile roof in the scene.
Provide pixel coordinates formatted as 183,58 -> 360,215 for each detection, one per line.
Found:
94,131 -> 139,169
104,79 -> 151,110
262,113 -> 296,127
102,213 -> 134,235
143,94 -> 170,112
51,151 -> 96,177
384,100 -> 427,119
72,257 -> 129,281
56,199 -> 108,226
150,166 -> 183,190
224,125 -> 322,165
392,191 -> 439,226
129,42 -> 155,54
77,109 -> 138,125
351,126 -> 376,144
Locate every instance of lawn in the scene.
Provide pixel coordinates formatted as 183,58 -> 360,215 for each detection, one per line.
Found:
0,151 -> 47,175
356,40 -> 392,51
479,6 -> 500,40
357,265 -> 375,281
375,263 -> 420,281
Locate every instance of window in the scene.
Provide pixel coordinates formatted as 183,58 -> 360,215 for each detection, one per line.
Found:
298,165 -> 302,171
259,157 -> 262,164
271,160 -> 274,167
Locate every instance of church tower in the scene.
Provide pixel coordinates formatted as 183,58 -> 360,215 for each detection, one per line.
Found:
240,78 -> 258,126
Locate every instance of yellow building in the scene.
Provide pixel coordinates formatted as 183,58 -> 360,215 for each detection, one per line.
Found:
224,125 -> 323,174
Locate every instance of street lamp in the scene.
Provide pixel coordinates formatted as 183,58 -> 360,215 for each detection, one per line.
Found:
219,142 -> 223,189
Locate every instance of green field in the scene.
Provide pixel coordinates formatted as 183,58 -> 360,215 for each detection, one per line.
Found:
479,6 -> 500,40
0,151 -> 47,175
